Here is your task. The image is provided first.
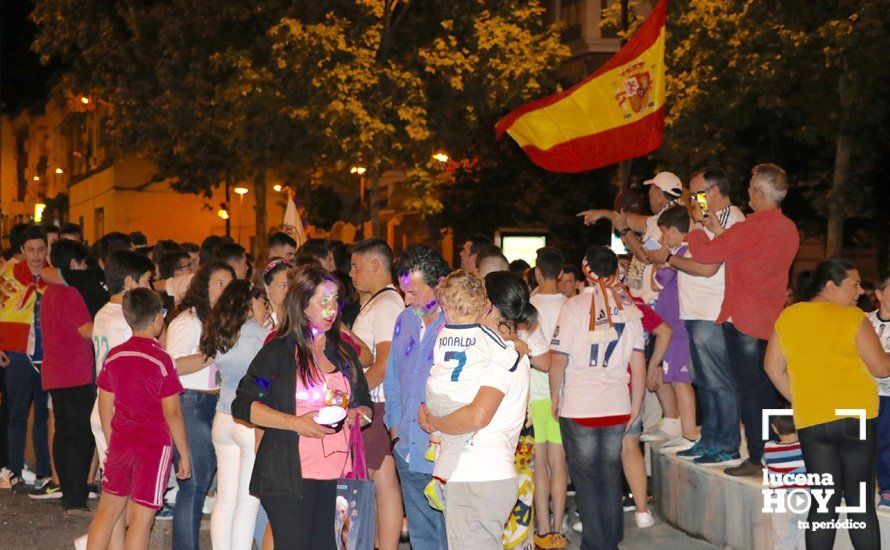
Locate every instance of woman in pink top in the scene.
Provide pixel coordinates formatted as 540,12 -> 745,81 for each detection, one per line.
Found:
232,266 -> 373,550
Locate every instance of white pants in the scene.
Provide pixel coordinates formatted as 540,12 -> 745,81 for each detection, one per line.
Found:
90,401 -> 108,464
210,411 -> 260,550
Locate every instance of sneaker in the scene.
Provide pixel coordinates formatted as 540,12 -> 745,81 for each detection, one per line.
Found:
677,441 -> 709,460
723,457 -> 762,477
572,521 -> 582,533
74,534 -> 88,550
623,494 -> 636,512
640,426 -> 681,443
640,418 -> 664,437
661,437 -> 697,451
694,449 -> 743,467
0,467 -> 12,489
29,479 -> 63,499
424,479 -> 446,512
10,475 -> 30,494
21,466 -> 36,485
63,506 -> 93,518
533,531 -> 568,549
635,510 -> 655,528
155,504 -> 174,520
87,483 -> 99,499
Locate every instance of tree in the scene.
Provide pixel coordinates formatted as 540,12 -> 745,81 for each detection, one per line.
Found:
32,0 -> 568,248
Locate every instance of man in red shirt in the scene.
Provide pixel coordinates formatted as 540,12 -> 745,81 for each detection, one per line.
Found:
686,163 -> 800,476
39,240 -> 96,514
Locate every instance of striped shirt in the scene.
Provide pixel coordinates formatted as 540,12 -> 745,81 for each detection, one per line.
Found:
763,440 -> 807,489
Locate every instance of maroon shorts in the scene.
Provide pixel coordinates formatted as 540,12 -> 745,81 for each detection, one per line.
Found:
102,441 -> 173,510
361,402 -> 392,471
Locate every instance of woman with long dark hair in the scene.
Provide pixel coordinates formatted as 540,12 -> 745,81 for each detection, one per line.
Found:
199,280 -> 270,549
765,259 -> 890,549
418,270 -> 534,549
261,258 -> 290,329
165,262 -> 235,550
231,266 -> 373,549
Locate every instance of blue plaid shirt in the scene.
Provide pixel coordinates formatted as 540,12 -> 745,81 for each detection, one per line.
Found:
383,307 -> 445,474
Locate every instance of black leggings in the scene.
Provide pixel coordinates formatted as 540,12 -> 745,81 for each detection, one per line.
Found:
261,479 -> 337,550
798,417 -> 880,550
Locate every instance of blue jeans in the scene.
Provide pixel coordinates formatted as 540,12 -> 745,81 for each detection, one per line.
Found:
394,452 -> 447,550
878,396 -> 890,494
5,359 -> 50,478
723,323 -> 780,463
685,320 -> 741,454
172,390 -> 218,550
560,419 -> 624,550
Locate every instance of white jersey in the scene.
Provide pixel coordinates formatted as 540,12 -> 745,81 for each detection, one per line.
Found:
91,301 -> 131,463
528,293 -> 567,401
867,310 -> 890,397
166,308 -> 217,391
352,285 -> 404,402
92,302 -> 131,377
678,205 -> 746,321
550,288 -> 645,419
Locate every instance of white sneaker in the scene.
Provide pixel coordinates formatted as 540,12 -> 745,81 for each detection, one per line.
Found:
202,495 -> 215,515
0,467 -> 12,489
640,428 -> 674,442
572,521 -> 582,533
661,437 -> 697,451
74,533 -> 88,550
635,510 -> 655,528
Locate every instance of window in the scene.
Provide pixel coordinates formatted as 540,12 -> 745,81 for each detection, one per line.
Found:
94,208 -> 104,242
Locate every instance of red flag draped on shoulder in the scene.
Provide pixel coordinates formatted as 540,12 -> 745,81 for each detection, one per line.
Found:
496,0 -> 667,173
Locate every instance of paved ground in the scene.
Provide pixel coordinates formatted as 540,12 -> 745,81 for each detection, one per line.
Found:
0,486 -> 716,549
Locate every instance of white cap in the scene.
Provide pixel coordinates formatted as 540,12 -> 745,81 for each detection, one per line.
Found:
643,171 -> 683,197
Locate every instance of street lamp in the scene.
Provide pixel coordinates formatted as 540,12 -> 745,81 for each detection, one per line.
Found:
433,152 -> 449,163
234,186 -> 248,244
55,168 -> 64,174
350,166 -> 368,238
273,184 -> 283,192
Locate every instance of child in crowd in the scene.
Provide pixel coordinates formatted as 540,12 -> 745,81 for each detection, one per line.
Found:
763,415 -> 806,550
868,273 -> 890,507
651,206 -> 698,448
423,270 -> 521,510
87,289 -> 191,550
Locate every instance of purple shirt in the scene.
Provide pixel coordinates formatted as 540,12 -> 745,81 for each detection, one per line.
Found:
654,245 -> 691,373
383,307 -> 446,474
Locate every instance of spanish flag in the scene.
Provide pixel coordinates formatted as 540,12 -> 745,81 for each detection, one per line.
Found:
496,0 -> 667,173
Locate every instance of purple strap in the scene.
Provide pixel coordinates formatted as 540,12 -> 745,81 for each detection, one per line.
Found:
342,416 -> 369,480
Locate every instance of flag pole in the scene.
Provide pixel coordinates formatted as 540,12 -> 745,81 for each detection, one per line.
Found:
618,0 -> 633,200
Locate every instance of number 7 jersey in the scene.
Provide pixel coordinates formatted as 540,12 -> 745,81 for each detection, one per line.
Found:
427,323 -> 521,410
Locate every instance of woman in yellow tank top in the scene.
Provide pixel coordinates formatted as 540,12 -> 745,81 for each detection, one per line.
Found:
765,259 -> 890,550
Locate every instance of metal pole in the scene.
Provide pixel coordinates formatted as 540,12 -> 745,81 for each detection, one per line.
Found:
618,0 -> 632,197
238,194 -> 244,244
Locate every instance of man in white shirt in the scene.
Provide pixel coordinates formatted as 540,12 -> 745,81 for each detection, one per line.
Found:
349,238 -> 405,550
528,247 -> 570,548
645,168 -> 746,468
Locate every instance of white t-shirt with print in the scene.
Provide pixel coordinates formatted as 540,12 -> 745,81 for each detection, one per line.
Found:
528,293 -> 567,401
626,214 -> 662,303
166,308 -> 218,391
352,285 -> 405,402
550,287 -> 645,419
448,349 -> 530,483
677,205 -> 746,321
867,310 -> 890,397
92,302 -> 131,377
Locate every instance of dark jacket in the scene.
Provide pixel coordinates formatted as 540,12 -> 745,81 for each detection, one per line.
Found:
231,332 -> 373,498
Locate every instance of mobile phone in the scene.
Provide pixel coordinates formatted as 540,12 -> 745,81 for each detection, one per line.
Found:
693,192 -> 710,216
642,237 -> 662,251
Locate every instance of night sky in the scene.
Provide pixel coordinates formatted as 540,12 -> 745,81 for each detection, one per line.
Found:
1,0 -> 57,114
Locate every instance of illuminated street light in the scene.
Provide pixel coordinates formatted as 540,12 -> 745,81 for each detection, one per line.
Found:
33,176 -> 40,181
350,166 -> 367,175
234,186 -> 248,195
433,152 -> 449,163
273,184 -> 283,192
80,96 -> 91,105
217,209 -> 230,220
55,168 -> 64,174
34,203 -> 46,223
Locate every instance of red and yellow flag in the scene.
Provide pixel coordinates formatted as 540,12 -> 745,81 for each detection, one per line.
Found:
496,0 -> 667,173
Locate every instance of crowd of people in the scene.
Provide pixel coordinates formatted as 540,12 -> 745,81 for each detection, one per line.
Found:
0,161 -> 888,550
